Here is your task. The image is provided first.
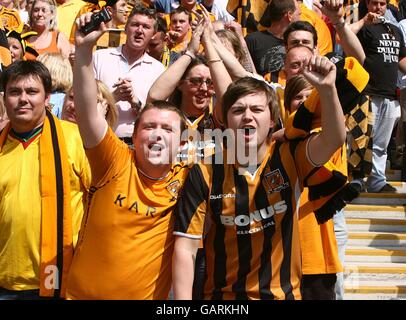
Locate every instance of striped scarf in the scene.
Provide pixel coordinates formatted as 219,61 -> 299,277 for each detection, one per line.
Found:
0,111 -> 73,298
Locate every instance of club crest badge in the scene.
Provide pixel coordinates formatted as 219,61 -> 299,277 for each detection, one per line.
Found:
264,169 -> 289,193
167,180 -> 181,201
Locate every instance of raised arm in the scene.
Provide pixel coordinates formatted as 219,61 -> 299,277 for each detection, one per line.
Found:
146,20 -> 204,103
315,0 -> 365,65
304,55 -> 346,165
199,6 -> 232,125
348,11 -> 381,34
73,12 -> 108,148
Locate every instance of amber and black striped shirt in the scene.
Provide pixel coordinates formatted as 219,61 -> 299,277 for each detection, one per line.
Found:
174,139 -> 324,300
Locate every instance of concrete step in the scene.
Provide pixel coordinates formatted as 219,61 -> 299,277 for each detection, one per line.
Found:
345,262 -> 406,275
351,192 -> 406,206
347,218 -> 406,232
345,204 -> 406,219
385,169 -> 402,181
347,231 -> 406,246
344,293 -> 406,300
345,246 -> 406,263
344,280 -> 406,299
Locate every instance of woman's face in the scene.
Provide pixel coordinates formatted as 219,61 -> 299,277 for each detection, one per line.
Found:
8,38 -> 24,62
61,90 -> 76,123
178,64 -> 213,116
290,87 -> 313,112
31,0 -> 53,29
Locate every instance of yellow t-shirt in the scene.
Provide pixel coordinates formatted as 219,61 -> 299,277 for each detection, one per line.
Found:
57,0 -> 87,40
0,121 -> 91,291
66,127 -> 190,299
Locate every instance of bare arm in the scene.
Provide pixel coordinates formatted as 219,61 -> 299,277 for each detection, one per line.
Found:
315,0 -> 365,65
225,21 -> 257,73
200,6 -> 232,125
172,236 -> 200,300
146,21 -> 204,104
399,57 -> 406,74
303,55 -> 346,165
57,31 -> 72,59
73,13 -> 108,148
348,11 -> 381,34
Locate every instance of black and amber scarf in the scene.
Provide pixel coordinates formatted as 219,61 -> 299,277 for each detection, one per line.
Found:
284,57 -> 370,223
0,111 -> 73,298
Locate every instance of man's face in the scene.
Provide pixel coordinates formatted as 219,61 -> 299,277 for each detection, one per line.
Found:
289,0 -> 302,22
180,0 -> 196,10
4,75 -> 49,132
367,0 -> 387,16
284,46 -> 313,81
170,12 -> 190,41
147,31 -> 165,60
133,108 -> 182,167
226,92 -> 273,153
113,0 -> 128,26
125,14 -> 156,51
286,30 -> 315,52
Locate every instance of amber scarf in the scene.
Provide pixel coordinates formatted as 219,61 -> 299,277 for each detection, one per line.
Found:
0,111 -> 73,298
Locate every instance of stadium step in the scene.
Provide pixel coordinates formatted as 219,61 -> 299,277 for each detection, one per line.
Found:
343,173 -> 406,300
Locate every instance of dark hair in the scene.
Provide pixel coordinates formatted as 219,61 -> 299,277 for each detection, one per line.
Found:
156,15 -> 168,34
170,6 -> 192,23
133,100 -> 187,135
283,20 -> 318,47
169,54 -> 209,107
222,77 -> 279,128
1,60 -> 52,96
126,4 -> 158,31
284,75 -> 313,113
265,0 -> 297,23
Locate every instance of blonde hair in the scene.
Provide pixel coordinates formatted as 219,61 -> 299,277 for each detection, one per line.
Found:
37,52 -> 72,92
28,0 -> 58,31
96,80 -> 118,129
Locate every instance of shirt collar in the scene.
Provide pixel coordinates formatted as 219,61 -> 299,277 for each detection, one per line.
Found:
111,45 -> 154,68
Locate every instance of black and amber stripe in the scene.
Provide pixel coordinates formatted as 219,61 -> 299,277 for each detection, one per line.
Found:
46,111 -> 64,298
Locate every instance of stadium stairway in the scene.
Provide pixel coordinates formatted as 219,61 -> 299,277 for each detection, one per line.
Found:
343,169 -> 406,300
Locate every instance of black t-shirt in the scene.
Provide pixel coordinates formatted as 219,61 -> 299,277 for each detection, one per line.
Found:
245,30 -> 285,77
358,23 -> 406,99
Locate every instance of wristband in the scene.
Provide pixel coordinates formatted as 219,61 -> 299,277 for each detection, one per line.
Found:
184,50 -> 196,60
333,19 -> 346,29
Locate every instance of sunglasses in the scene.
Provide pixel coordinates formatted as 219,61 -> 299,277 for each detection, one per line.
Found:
184,77 -> 213,87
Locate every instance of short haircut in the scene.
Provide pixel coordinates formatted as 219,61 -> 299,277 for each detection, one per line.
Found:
267,0 -> 297,23
284,75 -> 313,112
1,60 -> 52,96
156,15 -> 168,34
283,21 -> 318,47
126,4 -> 158,31
222,77 -> 279,130
170,6 -> 192,23
37,52 -> 72,93
133,100 -> 187,135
